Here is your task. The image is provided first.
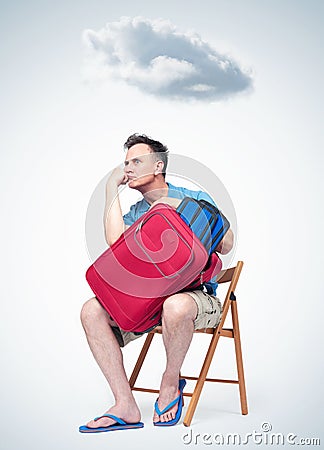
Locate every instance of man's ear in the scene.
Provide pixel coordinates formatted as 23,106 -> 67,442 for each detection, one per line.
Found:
154,160 -> 164,175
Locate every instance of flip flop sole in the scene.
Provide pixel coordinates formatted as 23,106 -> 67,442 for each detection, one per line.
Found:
79,422 -> 144,433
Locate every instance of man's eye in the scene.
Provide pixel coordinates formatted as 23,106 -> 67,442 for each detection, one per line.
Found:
135,159 -> 140,164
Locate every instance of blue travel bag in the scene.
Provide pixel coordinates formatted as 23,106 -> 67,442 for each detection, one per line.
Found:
176,197 -> 230,255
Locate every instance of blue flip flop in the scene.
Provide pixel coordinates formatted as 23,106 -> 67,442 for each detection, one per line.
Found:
79,413 -> 144,433
154,378 -> 187,427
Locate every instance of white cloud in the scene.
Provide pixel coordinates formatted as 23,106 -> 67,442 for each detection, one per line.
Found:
82,16 -> 252,101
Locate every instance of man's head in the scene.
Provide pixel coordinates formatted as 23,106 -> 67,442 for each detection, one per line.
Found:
123,134 -> 169,191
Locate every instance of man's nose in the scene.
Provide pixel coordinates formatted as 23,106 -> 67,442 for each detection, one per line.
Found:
125,161 -> 135,172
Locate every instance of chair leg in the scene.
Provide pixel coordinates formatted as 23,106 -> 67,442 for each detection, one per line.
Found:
129,332 -> 155,388
231,300 -> 248,415
183,331 -> 221,427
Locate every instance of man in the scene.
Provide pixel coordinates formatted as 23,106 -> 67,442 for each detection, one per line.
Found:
80,134 -> 233,431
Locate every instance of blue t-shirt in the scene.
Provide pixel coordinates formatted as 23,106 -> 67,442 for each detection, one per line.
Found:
123,182 -> 218,295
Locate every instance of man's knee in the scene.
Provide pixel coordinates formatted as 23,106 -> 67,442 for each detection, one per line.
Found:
162,293 -> 197,322
80,297 -> 106,329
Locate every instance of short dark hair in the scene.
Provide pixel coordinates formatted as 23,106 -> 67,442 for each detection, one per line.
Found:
124,133 -> 169,177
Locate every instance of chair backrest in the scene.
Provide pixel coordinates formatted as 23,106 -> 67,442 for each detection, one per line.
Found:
213,261 -> 244,330
194,261 -> 243,335
216,260 -> 243,285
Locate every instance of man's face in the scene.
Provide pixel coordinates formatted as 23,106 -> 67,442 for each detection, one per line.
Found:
124,143 -> 159,190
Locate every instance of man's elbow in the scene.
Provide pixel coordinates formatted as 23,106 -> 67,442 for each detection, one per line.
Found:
219,241 -> 233,255
216,229 -> 234,255
106,225 -> 129,247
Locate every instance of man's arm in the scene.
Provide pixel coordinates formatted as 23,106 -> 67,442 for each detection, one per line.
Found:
215,228 -> 234,255
104,167 -> 129,246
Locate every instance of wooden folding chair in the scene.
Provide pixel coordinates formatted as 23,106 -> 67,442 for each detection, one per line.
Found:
129,261 -> 247,426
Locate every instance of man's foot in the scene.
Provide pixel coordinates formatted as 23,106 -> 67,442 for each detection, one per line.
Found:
153,376 -> 181,424
86,403 -> 141,429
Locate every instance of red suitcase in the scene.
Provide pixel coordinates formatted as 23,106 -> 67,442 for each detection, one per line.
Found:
86,203 -> 222,332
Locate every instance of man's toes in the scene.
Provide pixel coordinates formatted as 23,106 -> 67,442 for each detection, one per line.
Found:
153,405 -> 177,423
168,412 -> 174,421
153,410 -> 160,423
162,412 -> 171,422
86,417 -> 113,428
87,420 -> 96,428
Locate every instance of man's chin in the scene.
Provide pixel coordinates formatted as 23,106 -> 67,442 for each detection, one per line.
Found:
128,180 -> 145,191
128,179 -> 138,189
128,175 -> 154,189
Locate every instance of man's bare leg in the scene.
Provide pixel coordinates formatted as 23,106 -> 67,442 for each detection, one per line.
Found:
81,297 -> 141,428
153,293 -> 197,423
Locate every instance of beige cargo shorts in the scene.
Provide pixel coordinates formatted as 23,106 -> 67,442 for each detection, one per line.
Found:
110,289 -> 222,347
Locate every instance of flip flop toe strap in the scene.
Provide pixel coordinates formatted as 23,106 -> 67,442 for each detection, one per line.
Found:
155,394 -> 180,416
93,413 -> 126,425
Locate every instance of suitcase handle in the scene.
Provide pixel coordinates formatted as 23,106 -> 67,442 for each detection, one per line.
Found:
133,210 -> 195,279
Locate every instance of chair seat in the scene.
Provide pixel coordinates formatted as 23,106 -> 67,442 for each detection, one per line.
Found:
150,325 -> 234,337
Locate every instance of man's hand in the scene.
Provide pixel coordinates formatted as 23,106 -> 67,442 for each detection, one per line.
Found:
107,166 -> 128,188
104,165 -> 128,247
149,197 -> 182,210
